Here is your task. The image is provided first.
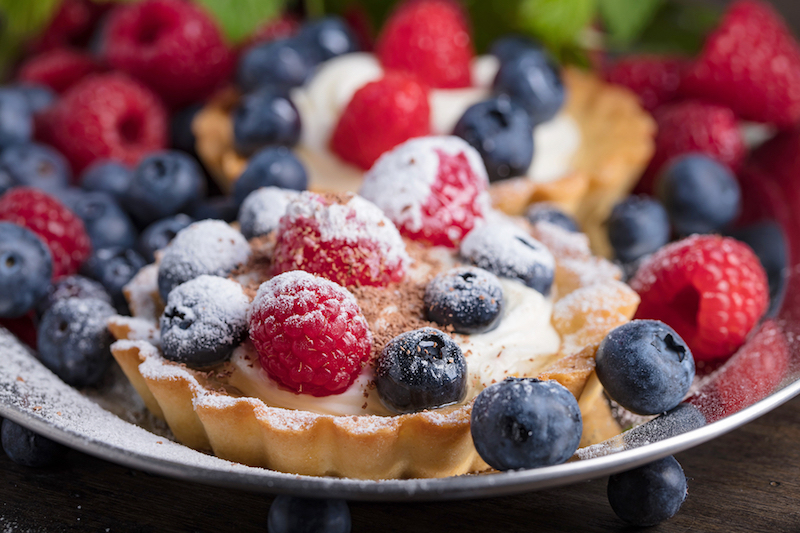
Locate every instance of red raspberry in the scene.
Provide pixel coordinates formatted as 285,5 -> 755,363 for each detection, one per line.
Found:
636,101 -> 745,195
681,0 -> 800,127
39,73 -> 167,174
630,235 -> 769,362
376,0 -> 473,88
29,0 -> 108,53
17,48 -> 103,94
248,271 -> 372,397
0,187 -> 91,279
360,136 -> 488,248
605,55 -> 684,112
273,192 -> 409,288
101,0 -> 234,108
0,314 -> 37,349
243,14 -> 300,50
330,71 -> 431,170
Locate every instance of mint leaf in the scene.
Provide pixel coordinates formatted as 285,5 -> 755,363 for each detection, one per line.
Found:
517,0 -> 597,51
599,0 -> 663,45
195,0 -> 286,43
0,0 -> 61,77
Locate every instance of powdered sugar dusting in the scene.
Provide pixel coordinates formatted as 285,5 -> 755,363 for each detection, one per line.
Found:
249,270 -> 360,322
238,187 -> 300,240
123,263 -> 160,320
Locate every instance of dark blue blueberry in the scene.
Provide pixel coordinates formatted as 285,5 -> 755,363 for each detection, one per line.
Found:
728,221 -> 787,316
607,195 -> 671,263
233,88 -> 302,156
61,189 -> 138,250
0,89 -> 33,149
37,297 -> 116,387
160,275 -> 250,369
35,274 -> 113,319
238,187 -> 298,239
376,327 -> 467,414
170,103 -> 202,154
137,214 -> 194,263
268,496 -> 351,533
453,96 -> 534,182
525,202 -> 579,232
607,456 -> 687,526
424,267 -> 504,334
470,377 -> 582,470
10,84 -> 56,114
460,223 -> 555,295
0,167 -> 13,196
0,143 -> 71,193
0,222 -> 52,318
493,48 -> 565,125
656,154 -> 741,236
623,404 -> 706,449
596,320 -> 695,415
489,35 -> 544,63
237,38 -> 317,93
191,195 -> 239,223
1,419 -> 67,468
123,151 -> 205,227
298,16 -> 359,62
81,247 -> 147,314
233,146 -> 307,206
80,160 -> 133,203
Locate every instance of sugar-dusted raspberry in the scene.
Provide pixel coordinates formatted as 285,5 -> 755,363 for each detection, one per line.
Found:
273,191 -> 409,287
38,73 -> 167,173
360,136 -> 489,248
248,271 -> 372,397
101,0 -> 234,107
17,48 -> 103,94
0,187 -> 91,279
630,235 -> 769,361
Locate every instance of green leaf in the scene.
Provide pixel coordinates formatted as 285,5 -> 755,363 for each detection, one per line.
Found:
631,1 -> 721,55
0,0 -> 61,78
195,0 -> 286,43
517,0 -> 597,50
599,0 -> 663,46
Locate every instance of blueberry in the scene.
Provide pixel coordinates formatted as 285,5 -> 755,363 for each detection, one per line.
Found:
238,187 -> 299,240
657,154 -> 741,236
623,404 -> 706,449
61,190 -> 138,250
0,222 -> 52,318
233,146 -> 307,206
37,297 -> 116,387
453,96 -> 534,182
160,276 -> 250,369
424,267 -> 504,334
489,35 -> 544,63
0,142 -> 71,193
137,214 -> 194,263
190,195 -> 239,223
80,160 -> 133,203
267,496 -> 351,533
596,320 -> 695,415
81,247 -> 147,314
1,419 -> 67,468
460,222 -> 555,295
124,151 -> 206,227
35,274 -> 113,318
0,166 -> 13,196
170,103 -> 202,154
298,16 -> 359,62
376,328 -> 467,414
525,202 -> 579,232
728,221 -> 787,316
10,84 -> 56,114
607,456 -> 687,526
470,377 -> 582,470
232,88 -> 302,156
493,48 -> 565,125
607,195 -> 670,263
0,88 -> 33,149
237,38 -> 317,93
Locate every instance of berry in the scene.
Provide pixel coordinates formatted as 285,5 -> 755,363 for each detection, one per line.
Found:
297,16 -> 360,62
424,267 -> 504,334
0,222 -> 52,318
10,84 -> 56,114
489,35 -> 544,63
232,88 -> 302,156
190,196 -> 238,223
248,271 -> 372,397
0,187 -> 91,279
35,274 -> 112,318
273,192 -> 409,287
330,72 -> 431,170
607,456 -> 687,527
246,14 -> 301,50
237,38 -> 318,93
137,213 -> 193,262
596,320 -> 695,415
17,48 -> 103,94
0,143 -> 71,193
80,160 -> 133,202
493,48 -> 565,125
525,202 -> 579,233
681,0 -> 800,127
453,96 -> 534,183
160,275 -> 249,369
470,377 -> 583,470
1,419 -> 67,468
39,73 -> 168,174
238,187 -> 299,240
29,0 -> 107,53
605,56 -> 683,112
656,154 -> 741,236
123,151 -> 205,227
169,103 -> 202,154
233,147 -> 307,207
81,247 -> 147,314
376,0 -> 473,89
101,0 -> 234,107
630,235 -> 769,361
157,220 -> 250,301
0,89 -> 33,149
360,136 -> 488,248
376,327 -> 467,413
607,196 -> 670,264
728,221 -> 787,315
37,297 -> 116,387
61,190 -> 138,250
460,222 -> 554,295
267,496 -> 351,533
